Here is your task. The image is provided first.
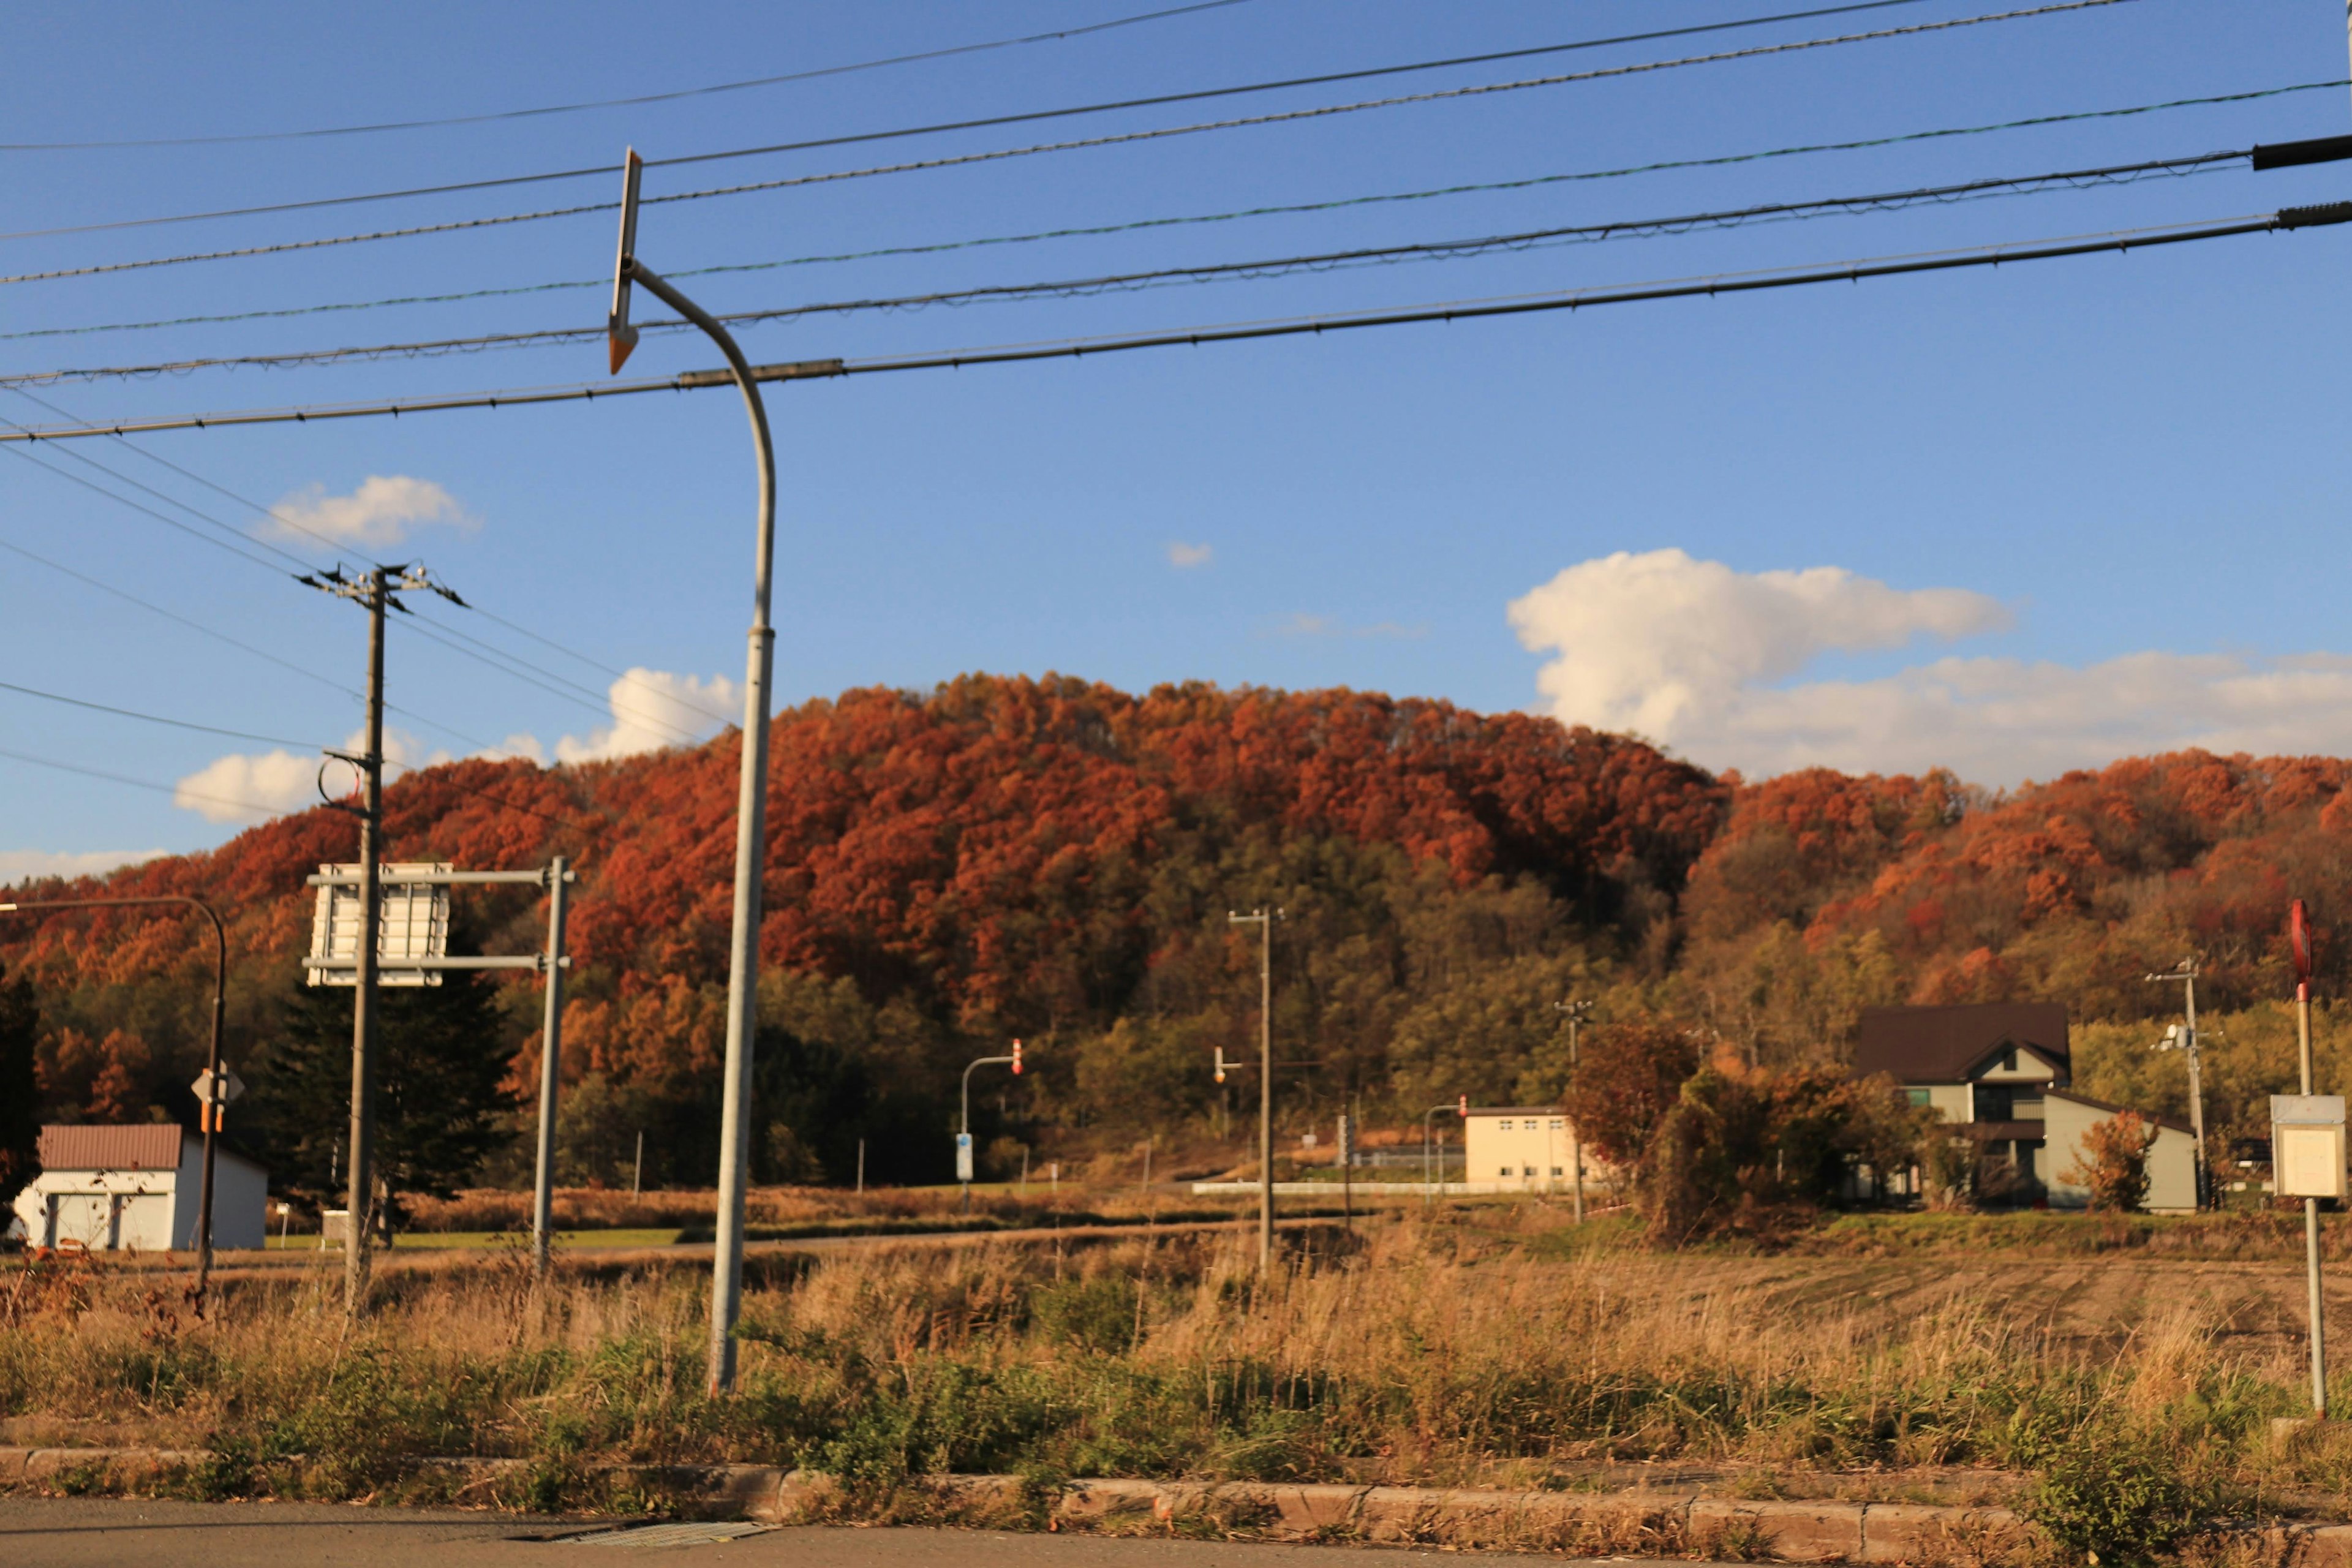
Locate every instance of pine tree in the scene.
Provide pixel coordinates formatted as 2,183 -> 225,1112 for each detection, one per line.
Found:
254,957 -> 517,1234
0,963 -> 39,1214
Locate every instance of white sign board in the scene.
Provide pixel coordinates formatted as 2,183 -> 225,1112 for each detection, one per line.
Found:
2277,1127 -> 2346,1199
955,1132 -> 974,1183
2272,1095 -> 2349,1200
306,863 -> 451,987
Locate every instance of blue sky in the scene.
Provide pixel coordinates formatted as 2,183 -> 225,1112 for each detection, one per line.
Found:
4,0 -> 2351,876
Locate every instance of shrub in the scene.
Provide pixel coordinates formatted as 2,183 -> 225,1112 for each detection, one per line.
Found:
2024,1425 -> 2217,1566
1562,1020 -> 1703,1182
1642,1063 -> 1924,1243
1920,1134 -> 1975,1211
2064,1113 -> 2155,1213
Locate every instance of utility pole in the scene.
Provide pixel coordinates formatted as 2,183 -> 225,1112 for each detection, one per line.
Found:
1338,1112 -> 1353,1231
1555,998 -> 1592,1067
605,149 -> 778,1396
2146,957 -> 2207,1208
1229,909 -> 1276,1272
299,562 -> 451,1316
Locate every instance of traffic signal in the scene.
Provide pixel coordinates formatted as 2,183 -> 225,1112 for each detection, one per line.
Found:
1011,1038 -> 1023,1076
1457,1094 -> 1468,1118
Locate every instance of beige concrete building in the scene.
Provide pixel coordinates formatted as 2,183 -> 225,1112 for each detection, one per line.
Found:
1462,1107 -> 1586,1193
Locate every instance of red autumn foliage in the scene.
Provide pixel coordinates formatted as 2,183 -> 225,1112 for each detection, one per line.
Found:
2,677 -> 1726,1127
12,665 -> 2352,1152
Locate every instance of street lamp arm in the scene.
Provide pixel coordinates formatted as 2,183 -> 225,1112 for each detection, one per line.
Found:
960,1054 -> 1017,1130
623,260 -> 775,590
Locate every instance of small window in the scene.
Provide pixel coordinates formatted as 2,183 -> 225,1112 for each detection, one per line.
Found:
1905,1088 -> 1931,1107
1523,1166 -> 1536,1177
1550,1166 -> 1564,1177
1548,1118 -> 1565,1129
1498,1119 -> 1513,1131
2000,1047 -> 2018,1072
1498,1166 -> 1512,1177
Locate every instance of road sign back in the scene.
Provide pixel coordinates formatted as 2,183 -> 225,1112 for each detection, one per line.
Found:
190,1066 -> 245,1105
306,862 -> 451,986
608,149 -> 643,373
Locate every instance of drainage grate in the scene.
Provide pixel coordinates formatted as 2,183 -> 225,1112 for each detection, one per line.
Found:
553,1521 -> 776,1549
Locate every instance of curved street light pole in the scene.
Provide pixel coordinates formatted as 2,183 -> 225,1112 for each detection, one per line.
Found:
0,895 -> 227,1297
614,254 -> 777,1396
961,1054 -> 1017,1215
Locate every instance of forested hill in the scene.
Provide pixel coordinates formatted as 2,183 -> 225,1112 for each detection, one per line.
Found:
6,675 -> 2347,1186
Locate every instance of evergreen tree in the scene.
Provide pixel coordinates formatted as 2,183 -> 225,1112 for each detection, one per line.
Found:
0,963 -> 38,1214
254,957 -> 517,1234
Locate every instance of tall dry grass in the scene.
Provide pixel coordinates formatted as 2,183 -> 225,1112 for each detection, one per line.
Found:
6,1210 -> 2352,1514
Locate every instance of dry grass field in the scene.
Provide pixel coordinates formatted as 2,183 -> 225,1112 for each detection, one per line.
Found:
11,1204 -> 2352,1545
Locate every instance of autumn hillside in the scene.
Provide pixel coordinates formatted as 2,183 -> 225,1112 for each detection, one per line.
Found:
6,675 -> 2348,1189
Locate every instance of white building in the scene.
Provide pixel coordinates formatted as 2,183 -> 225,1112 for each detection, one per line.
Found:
1463,1107 -> 1588,1193
9,1124 -> 268,1252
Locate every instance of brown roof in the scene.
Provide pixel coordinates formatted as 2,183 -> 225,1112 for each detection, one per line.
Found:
37,1123 -> 185,1172
1854,1003 -> 2070,1085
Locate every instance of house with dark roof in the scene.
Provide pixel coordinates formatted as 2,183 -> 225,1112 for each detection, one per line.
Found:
6,1124 -> 267,1252
1856,1002 -> 2198,1212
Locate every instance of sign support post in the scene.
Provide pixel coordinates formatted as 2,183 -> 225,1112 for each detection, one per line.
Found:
530,856 -> 573,1280
2289,900 -> 2331,1417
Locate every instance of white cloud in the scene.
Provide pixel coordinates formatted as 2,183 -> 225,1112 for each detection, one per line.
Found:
0,848 -> 165,884
268,475 -> 471,549
168,674 -> 736,823
173,728 -> 450,824
1167,541 -> 1214,568
556,668 -> 737,763
1510,549 -> 2352,785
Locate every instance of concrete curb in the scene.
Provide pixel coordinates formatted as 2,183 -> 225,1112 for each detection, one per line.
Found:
5,1447 -> 2347,1562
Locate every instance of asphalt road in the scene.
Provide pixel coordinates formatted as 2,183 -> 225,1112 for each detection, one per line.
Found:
0,1498 -> 1638,1566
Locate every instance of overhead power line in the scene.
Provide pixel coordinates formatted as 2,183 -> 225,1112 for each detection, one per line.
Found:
1,442 -> 314,575
0,383 -> 732,737
0,0 -> 2125,245
0,1 -> 1261,151
0,634 -> 604,835
10,76 -> 2334,296
0,533 -> 360,702
0,677 -> 324,748
0,744 -> 298,820
0,145 -> 2259,379
0,519 -> 518,763
0,734 -> 595,834
6,203 -> 2344,445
